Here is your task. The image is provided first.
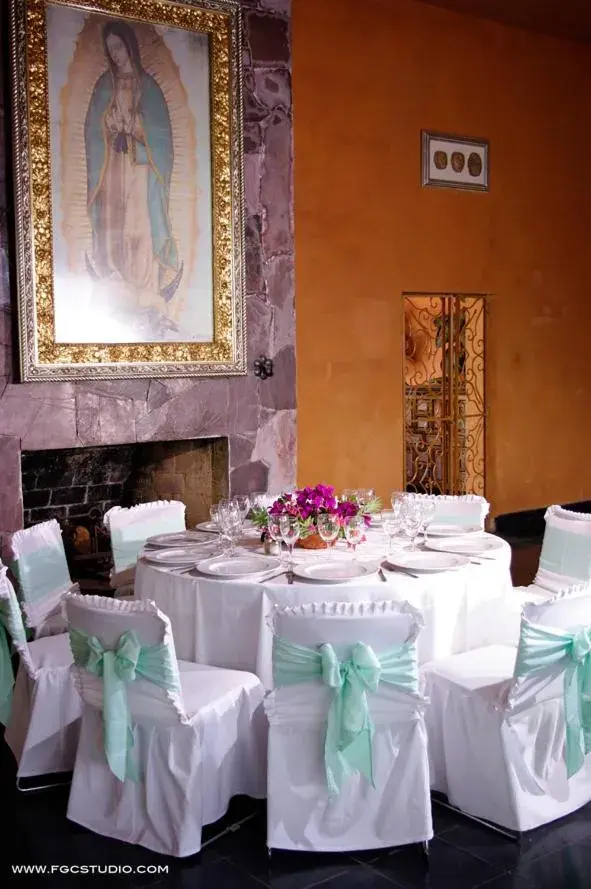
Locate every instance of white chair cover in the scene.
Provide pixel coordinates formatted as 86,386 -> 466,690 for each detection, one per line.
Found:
104,501 -> 186,597
0,563 -> 81,782
8,519 -> 77,638
493,582 -> 591,649
422,592 -> 591,832
253,493 -> 285,510
534,505 -> 591,594
405,493 -> 489,529
265,599 -> 432,852
64,593 -> 266,857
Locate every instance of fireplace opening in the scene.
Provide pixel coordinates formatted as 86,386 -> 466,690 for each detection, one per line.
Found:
21,438 -> 229,592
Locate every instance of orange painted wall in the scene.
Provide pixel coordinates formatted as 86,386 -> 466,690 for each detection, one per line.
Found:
293,0 -> 591,517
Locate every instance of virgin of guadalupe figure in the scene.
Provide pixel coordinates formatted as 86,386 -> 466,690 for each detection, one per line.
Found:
84,21 -> 183,320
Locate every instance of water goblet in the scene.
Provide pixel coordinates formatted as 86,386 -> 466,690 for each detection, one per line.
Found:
356,488 -> 375,509
342,489 -> 358,504
209,504 -> 220,527
233,494 -> 251,520
279,515 -> 300,570
382,506 -> 403,554
401,501 -> 422,551
344,514 -> 365,559
420,499 -> 436,543
390,491 -> 407,509
317,513 -> 340,558
267,515 -> 284,560
218,502 -> 242,555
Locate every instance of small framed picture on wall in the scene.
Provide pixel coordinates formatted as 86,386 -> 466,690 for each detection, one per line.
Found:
421,131 -> 489,192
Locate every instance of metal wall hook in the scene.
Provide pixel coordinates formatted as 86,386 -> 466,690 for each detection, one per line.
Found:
253,356 -> 274,380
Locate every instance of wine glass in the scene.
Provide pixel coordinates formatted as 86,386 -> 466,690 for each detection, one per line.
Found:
279,515 -> 300,570
232,494 -> 251,521
356,488 -> 375,509
391,491 -> 407,509
267,515 -> 284,561
344,515 -> 365,559
209,504 -> 220,527
317,513 -> 340,558
401,500 -> 422,551
420,499 -> 436,543
342,489 -> 358,504
382,506 -> 403,554
218,501 -> 243,555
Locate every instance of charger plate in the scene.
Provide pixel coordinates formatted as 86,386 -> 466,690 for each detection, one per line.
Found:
425,523 -> 481,537
147,531 -> 217,548
196,554 -> 281,579
292,560 -> 378,583
385,551 -> 469,573
425,535 -> 504,557
195,521 -> 220,533
143,547 -> 211,568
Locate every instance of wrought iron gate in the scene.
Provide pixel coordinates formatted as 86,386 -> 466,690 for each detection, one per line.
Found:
403,293 -> 487,496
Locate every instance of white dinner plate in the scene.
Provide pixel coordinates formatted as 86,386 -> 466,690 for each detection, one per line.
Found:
425,535 -> 504,557
196,554 -> 281,579
147,531 -> 217,548
194,521 -> 220,533
292,560 -> 378,583
384,551 -> 470,573
143,547 -> 205,568
425,523 -> 481,537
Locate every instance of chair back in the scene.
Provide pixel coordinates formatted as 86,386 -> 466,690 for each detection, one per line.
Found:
269,600 -> 425,796
0,563 -> 30,661
104,501 -> 186,573
405,493 -> 489,529
254,493 -> 284,509
520,591 -> 591,633
509,592 -> 591,778
272,598 -> 422,657
535,505 -> 591,594
510,593 -> 591,707
8,520 -> 74,631
63,593 -> 184,727
0,563 -> 33,724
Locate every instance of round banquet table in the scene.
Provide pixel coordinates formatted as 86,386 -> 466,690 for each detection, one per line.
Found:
135,529 -> 514,688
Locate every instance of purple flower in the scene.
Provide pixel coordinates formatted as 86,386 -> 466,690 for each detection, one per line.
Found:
262,484 -> 362,533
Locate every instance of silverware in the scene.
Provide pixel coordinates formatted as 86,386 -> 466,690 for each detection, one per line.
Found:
287,570 -> 294,585
258,568 -> 287,583
378,568 -> 388,582
171,565 -> 196,575
431,548 -> 495,561
383,565 -> 420,579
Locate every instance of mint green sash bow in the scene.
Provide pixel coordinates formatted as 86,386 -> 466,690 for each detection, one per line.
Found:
70,628 -> 180,783
273,636 -> 419,795
0,624 -> 13,726
515,621 -> 591,777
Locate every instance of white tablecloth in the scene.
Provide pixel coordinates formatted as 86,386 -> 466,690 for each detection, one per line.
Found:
135,531 -> 513,688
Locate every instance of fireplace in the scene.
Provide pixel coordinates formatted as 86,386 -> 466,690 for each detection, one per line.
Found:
20,438 -> 228,590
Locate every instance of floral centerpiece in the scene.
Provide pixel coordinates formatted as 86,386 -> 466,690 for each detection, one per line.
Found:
252,484 -> 381,549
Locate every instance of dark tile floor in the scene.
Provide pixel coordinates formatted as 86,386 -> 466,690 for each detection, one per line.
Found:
6,540 -> 588,889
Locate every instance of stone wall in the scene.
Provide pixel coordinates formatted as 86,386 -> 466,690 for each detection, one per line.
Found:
0,0 -> 295,533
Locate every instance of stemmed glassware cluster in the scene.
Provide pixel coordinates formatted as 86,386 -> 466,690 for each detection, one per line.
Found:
209,489 -> 438,562
210,494 -> 255,556
383,492 -> 437,552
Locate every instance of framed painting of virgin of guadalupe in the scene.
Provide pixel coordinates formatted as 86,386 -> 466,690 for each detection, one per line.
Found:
9,0 -> 246,379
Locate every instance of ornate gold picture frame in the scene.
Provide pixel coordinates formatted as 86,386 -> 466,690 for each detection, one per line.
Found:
9,0 -> 246,380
